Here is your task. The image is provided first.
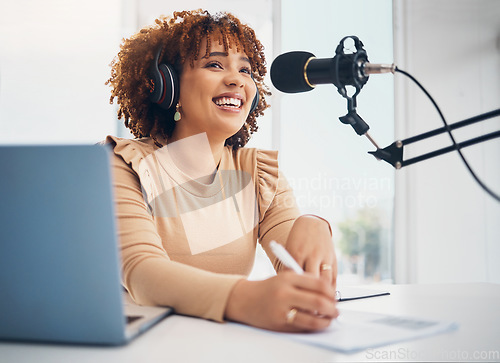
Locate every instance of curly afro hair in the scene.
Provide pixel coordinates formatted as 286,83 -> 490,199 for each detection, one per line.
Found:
106,9 -> 270,149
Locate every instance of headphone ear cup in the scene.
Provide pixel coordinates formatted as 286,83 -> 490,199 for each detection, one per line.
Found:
249,78 -> 259,114
149,59 -> 164,104
156,63 -> 180,110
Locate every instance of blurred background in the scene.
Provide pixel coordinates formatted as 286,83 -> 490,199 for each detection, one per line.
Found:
1,0 -> 498,286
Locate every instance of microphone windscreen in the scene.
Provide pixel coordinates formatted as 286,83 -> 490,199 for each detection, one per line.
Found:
270,51 -> 315,93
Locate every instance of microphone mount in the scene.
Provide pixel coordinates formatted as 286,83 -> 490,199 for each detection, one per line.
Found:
333,36 -> 380,149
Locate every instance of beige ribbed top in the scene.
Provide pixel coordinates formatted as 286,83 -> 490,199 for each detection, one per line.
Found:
106,135 -> 300,322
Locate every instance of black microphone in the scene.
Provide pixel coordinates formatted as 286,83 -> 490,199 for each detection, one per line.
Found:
270,50 -> 395,94
270,36 -> 396,149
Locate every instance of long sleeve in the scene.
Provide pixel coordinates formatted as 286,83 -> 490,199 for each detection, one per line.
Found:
107,136 -> 244,322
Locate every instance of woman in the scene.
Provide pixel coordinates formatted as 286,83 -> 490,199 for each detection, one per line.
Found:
105,9 -> 338,332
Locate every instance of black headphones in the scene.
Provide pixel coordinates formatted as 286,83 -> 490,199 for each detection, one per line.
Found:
149,48 -> 259,114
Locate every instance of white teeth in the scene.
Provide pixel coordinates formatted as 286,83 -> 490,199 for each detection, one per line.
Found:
214,97 -> 242,108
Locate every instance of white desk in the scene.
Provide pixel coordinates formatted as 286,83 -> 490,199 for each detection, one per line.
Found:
1,283 -> 499,363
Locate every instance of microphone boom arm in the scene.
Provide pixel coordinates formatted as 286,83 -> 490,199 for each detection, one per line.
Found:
369,108 -> 500,169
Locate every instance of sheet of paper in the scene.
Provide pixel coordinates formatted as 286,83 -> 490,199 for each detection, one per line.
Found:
276,309 -> 458,354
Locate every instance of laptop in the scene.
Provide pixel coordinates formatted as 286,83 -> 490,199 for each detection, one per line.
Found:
0,144 -> 172,345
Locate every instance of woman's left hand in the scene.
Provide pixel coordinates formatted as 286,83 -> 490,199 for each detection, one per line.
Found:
284,215 -> 337,287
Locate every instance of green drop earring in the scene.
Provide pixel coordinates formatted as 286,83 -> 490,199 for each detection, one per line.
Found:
174,103 -> 181,122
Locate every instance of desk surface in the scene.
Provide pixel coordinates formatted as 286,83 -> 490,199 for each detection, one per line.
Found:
1,283 -> 499,363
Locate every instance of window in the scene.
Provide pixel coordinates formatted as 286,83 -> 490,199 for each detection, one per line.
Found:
277,0 -> 395,284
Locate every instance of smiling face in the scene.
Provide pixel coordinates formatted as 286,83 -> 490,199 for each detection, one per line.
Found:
170,36 -> 258,146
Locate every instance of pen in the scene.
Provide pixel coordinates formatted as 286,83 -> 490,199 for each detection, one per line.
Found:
270,240 -> 342,303
269,240 -> 304,274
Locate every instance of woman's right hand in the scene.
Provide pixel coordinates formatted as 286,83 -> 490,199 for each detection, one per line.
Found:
224,271 -> 338,332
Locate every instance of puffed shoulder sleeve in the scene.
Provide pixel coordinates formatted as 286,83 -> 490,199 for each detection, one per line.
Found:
105,135 -> 146,171
255,150 -> 301,269
255,149 -> 279,220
